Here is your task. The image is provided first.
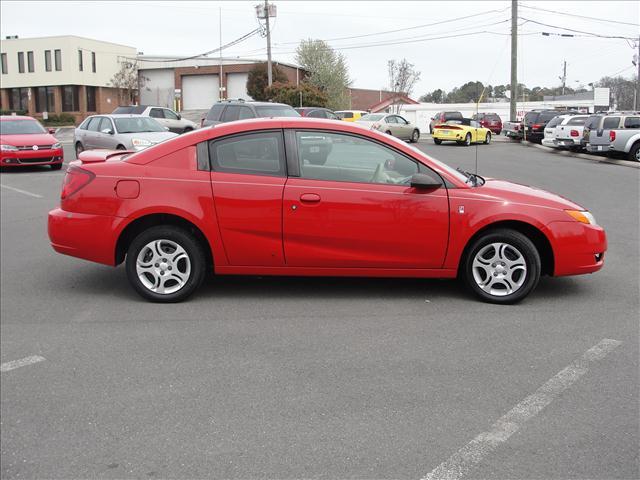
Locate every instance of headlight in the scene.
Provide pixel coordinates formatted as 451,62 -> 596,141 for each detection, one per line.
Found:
131,138 -> 152,150
1,144 -> 18,152
565,210 -> 597,226
52,142 -> 62,149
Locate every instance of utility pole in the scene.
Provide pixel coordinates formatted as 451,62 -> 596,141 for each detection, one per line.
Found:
510,0 -> 517,122
265,0 -> 273,87
560,60 -> 567,96
635,36 -> 640,111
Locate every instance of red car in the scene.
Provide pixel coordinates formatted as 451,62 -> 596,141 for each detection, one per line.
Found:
48,118 -> 606,304
472,112 -> 503,135
1,116 -> 64,169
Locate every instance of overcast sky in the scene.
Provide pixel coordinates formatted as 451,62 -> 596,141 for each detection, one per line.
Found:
1,1 -> 638,97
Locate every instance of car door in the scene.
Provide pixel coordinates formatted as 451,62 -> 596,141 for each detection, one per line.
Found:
95,117 -> 118,149
396,115 -> 412,139
208,130 -> 287,266
163,108 -> 183,133
384,115 -> 399,136
149,108 -> 168,129
81,116 -> 101,149
282,130 -> 450,268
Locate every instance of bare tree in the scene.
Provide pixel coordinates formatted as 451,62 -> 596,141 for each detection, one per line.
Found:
109,59 -> 142,105
387,59 -> 421,113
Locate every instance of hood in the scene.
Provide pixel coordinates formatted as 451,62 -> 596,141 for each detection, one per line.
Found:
117,131 -> 178,142
0,132 -> 59,146
481,179 -> 584,211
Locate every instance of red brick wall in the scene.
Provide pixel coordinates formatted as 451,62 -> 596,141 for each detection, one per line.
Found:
348,88 -> 397,111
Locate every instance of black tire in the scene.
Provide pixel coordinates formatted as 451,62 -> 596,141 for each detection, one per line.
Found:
461,228 -> 541,304
125,225 -> 207,303
75,142 -> 84,157
50,163 -> 63,170
463,133 -> 472,146
434,138 -> 442,145
484,132 -> 491,145
628,142 -> 640,162
116,145 -> 126,150
385,130 -> 392,136
410,129 -> 420,143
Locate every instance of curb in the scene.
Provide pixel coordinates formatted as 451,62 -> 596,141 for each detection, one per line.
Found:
521,141 -> 639,169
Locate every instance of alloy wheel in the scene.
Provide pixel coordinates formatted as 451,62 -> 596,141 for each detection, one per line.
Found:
471,242 -> 527,297
135,239 -> 191,295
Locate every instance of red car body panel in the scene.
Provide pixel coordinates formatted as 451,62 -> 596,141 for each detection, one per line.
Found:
1,116 -> 63,167
47,118 -> 607,281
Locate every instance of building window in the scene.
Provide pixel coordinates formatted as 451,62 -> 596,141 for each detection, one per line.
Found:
17,52 -> 25,73
91,51 -> 96,73
86,86 -> 96,111
62,85 -> 79,111
78,49 -> 83,71
9,88 -> 29,111
54,49 -> 62,71
27,51 -> 34,72
45,50 -> 52,71
1,53 -> 7,74
35,86 -> 56,113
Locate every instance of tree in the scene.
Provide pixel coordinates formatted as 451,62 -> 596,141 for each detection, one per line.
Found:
247,62 -> 288,101
387,58 -> 421,112
595,75 -> 636,110
446,81 -> 485,103
419,89 -> 445,103
295,39 -> 351,110
109,59 -> 142,105
265,82 -> 328,108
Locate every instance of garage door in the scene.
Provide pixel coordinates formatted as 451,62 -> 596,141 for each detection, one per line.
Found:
226,72 -> 252,101
182,74 -> 219,110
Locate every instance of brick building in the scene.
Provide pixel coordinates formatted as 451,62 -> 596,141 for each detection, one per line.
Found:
0,35 -> 138,122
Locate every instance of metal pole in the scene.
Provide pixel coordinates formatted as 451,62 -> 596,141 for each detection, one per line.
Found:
510,0 -> 517,122
561,60 -> 566,95
636,36 -> 640,111
219,7 -> 224,100
265,0 -> 273,87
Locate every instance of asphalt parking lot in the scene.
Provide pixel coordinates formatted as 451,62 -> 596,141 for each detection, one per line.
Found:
1,139 -> 638,479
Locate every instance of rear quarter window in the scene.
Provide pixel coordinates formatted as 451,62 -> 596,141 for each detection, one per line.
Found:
623,117 -> 640,129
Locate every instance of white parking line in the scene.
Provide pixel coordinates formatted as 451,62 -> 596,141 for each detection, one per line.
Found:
422,338 -> 622,480
0,183 -> 43,198
0,355 -> 46,373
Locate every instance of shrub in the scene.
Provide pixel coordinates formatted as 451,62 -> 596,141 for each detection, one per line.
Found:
265,82 -> 328,108
247,62 -> 288,101
0,109 -> 28,116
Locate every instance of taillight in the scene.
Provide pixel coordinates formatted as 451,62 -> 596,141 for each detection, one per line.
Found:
609,130 -> 616,141
570,129 -> 579,137
61,165 -> 95,199
532,123 -> 542,130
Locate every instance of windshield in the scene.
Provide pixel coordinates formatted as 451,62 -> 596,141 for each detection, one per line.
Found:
114,117 -> 165,133
359,114 -> 385,121
254,106 -> 300,117
0,119 -> 46,135
401,141 -> 470,184
112,106 -> 146,114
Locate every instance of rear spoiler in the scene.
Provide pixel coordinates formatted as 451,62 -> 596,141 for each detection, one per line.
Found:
78,149 -> 133,163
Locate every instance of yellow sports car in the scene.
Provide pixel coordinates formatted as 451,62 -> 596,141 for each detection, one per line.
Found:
432,118 -> 492,146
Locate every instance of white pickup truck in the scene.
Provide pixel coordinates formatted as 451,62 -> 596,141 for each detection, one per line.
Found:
609,127 -> 640,161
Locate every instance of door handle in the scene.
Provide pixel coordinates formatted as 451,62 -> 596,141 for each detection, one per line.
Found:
299,193 -> 321,203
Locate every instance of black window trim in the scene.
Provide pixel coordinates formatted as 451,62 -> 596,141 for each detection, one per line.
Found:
208,129 -> 287,178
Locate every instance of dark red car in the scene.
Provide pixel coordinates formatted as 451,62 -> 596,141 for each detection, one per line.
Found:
1,116 -> 64,169
294,107 -> 341,120
472,112 -> 503,135
48,118 -> 606,304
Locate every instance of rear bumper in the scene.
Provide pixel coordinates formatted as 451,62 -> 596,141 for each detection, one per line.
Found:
1,148 -> 64,166
543,221 -> 607,276
48,208 -> 124,266
586,144 -> 608,153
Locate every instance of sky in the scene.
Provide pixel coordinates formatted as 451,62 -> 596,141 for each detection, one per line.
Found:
1,1 -> 638,98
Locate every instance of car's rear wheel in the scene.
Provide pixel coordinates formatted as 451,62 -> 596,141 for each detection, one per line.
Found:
116,145 -> 126,150
461,229 -> 541,304
410,129 -> 420,143
463,133 -> 472,146
629,142 -> 640,162
50,163 -> 63,170
484,132 -> 491,144
434,138 -> 442,145
125,226 -> 206,303
75,142 -> 84,157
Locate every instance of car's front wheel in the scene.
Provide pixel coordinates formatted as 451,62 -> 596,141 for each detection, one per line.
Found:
484,132 -> 491,144
461,229 -> 541,304
410,129 -> 420,143
125,226 -> 206,302
434,138 -> 442,145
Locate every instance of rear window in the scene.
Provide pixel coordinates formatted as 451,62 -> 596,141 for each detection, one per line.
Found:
444,112 -> 463,120
524,112 -> 540,124
206,104 -> 225,121
485,114 -> 500,121
112,106 -> 145,114
337,112 -> 353,119
254,105 -> 299,118
584,116 -> 601,129
566,117 -> 587,126
538,112 -> 560,123
546,117 -> 563,128
602,117 -> 620,129
623,117 -> 640,129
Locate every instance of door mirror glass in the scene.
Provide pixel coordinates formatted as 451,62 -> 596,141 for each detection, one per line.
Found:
410,172 -> 442,189
101,128 -> 113,135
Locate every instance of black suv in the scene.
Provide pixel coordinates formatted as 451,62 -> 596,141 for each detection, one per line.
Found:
201,100 -> 299,127
523,110 -> 577,143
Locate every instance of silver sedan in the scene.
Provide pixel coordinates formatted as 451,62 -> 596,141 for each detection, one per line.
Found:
356,113 -> 420,143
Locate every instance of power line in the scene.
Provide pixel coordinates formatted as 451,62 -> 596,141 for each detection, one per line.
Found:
519,4 -> 639,27
519,18 -> 638,40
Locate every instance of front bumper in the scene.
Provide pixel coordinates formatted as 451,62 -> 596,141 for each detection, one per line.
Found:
543,221 -> 607,276
48,208 -> 126,266
1,148 -> 64,166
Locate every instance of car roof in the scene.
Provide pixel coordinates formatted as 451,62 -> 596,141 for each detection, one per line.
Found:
0,115 -> 37,121
217,100 -> 290,107
89,114 -> 147,118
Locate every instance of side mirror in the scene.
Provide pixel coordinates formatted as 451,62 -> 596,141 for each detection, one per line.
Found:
165,126 -> 170,131
176,113 -> 182,120
410,172 -> 442,189
48,128 -> 56,134
101,128 -> 114,135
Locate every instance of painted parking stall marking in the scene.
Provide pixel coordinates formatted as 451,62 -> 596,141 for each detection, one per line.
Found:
1,355 -> 46,373
0,183 -> 43,198
423,338 -> 622,480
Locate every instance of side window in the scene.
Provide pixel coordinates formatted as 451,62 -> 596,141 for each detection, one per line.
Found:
623,117 -> 640,129
385,116 -> 396,124
86,117 -> 101,131
326,111 -> 339,120
209,131 -> 285,176
99,117 -> 114,133
149,108 -> 164,119
602,117 -> 620,129
396,116 -> 408,124
238,106 -> 255,120
163,109 -> 179,120
308,109 -> 326,118
221,105 -> 240,122
206,104 -> 225,121
295,131 -> 422,186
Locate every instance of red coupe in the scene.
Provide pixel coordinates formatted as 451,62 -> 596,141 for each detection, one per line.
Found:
1,116 -> 64,169
48,118 -> 606,304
